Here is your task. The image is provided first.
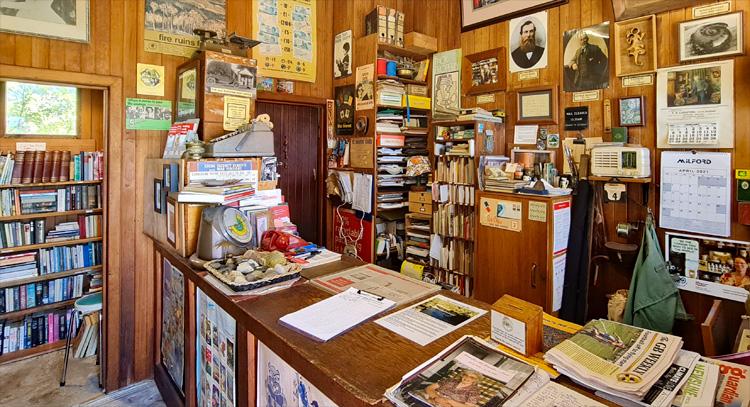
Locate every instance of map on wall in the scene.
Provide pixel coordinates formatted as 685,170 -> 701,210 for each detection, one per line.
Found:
144,0 -> 227,58
253,0 -> 317,82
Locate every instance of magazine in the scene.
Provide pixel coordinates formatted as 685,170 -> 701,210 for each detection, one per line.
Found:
385,336 -> 535,407
544,319 -> 683,398
702,357 -> 750,407
671,359 -> 720,407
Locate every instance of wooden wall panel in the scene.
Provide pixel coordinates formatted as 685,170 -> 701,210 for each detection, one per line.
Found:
0,0 -> 333,392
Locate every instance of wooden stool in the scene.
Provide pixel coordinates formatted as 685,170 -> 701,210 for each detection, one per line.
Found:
60,292 -> 102,387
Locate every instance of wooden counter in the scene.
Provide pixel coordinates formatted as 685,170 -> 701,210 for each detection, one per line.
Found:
151,241 -> 612,407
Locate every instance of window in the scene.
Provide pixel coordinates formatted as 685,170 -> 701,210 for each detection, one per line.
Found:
4,81 -> 78,136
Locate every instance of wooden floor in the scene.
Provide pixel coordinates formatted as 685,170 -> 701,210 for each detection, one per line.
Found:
0,349 -> 164,407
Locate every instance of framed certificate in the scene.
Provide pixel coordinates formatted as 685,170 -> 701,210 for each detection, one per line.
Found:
517,86 -> 558,124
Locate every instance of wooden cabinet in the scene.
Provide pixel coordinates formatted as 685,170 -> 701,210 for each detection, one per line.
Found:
474,191 -> 571,313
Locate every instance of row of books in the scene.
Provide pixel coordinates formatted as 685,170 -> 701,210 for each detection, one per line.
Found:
431,183 -> 475,206
0,215 -> 100,248
431,268 -> 472,297
0,184 -> 101,216
39,242 -> 102,275
0,308 -> 79,355
1,274 -> 85,314
432,203 -> 475,240
434,156 -> 475,186
0,151 -> 103,185
0,252 -> 37,283
429,236 -> 474,276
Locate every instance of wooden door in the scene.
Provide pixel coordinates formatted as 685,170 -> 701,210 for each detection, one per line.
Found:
474,194 -> 549,307
255,101 -> 323,243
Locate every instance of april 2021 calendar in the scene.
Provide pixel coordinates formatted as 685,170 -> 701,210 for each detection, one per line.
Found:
660,151 -> 731,237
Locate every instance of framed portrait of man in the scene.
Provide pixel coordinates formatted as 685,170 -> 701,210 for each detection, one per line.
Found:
509,11 -> 548,72
563,22 -> 611,92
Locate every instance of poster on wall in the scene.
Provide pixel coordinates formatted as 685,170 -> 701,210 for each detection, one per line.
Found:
196,288 -> 237,407
355,64 -> 374,111
161,258 -> 185,393
665,232 -> 750,303
257,341 -> 337,406
655,60 -> 734,148
137,63 -> 165,96
144,0 -> 226,58
479,197 -> 522,232
253,0 -> 317,83
562,22 -> 610,92
125,98 -> 172,130
334,30 -> 352,78
508,11 -> 548,72
432,49 -> 462,117
334,85 -> 354,135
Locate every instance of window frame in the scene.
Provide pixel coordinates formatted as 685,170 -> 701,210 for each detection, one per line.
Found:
0,79 -> 82,139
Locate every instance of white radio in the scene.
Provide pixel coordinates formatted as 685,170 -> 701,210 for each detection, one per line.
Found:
590,145 -> 651,178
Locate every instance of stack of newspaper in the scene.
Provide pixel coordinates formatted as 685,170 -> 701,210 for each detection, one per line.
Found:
544,319 -> 704,407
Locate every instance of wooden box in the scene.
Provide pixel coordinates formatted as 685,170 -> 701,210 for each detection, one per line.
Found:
409,191 -> 430,204
491,295 -> 543,356
404,32 -> 438,54
408,201 -> 432,215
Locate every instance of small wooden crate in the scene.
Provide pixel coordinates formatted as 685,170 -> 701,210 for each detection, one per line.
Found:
491,295 -> 543,356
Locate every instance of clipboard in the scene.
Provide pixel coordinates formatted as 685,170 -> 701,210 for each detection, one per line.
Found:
278,287 -> 396,342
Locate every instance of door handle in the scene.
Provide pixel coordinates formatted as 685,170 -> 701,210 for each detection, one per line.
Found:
530,263 -> 537,288
312,168 -> 317,181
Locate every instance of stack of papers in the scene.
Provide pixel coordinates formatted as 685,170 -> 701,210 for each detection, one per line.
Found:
178,182 -> 255,204
377,80 -> 405,107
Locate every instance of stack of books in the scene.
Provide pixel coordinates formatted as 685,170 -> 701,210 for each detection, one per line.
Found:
0,220 -> 45,248
0,253 -> 37,283
457,107 -> 504,122
0,308 -> 77,355
18,189 -> 57,214
376,79 -> 405,107
0,150 -> 104,185
39,241 -> 102,274
1,274 -> 85,313
74,311 -> 99,358
178,182 -> 255,204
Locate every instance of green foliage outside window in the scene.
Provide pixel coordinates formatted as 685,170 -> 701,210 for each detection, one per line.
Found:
5,81 -> 77,136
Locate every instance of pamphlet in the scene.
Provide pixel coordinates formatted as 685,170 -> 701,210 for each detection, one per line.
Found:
375,294 -> 487,346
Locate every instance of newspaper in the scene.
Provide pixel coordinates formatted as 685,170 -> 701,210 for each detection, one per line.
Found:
672,359 -> 720,407
702,357 -> 750,407
385,336 -> 535,407
544,319 -> 683,398
522,382 -> 606,406
594,350 -> 700,407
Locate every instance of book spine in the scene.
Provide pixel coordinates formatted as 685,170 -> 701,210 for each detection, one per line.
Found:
42,151 -> 53,183
50,151 -> 61,183
60,151 -> 71,182
21,151 -> 35,184
32,151 -> 45,183
11,151 -> 25,184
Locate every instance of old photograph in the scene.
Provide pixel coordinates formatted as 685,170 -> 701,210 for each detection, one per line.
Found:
144,0 -> 226,38
0,0 -> 89,42
509,10 -> 548,72
666,66 -> 721,107
679,11 -> 744,62
563,22 -> 610,92
471,57 -> 499,86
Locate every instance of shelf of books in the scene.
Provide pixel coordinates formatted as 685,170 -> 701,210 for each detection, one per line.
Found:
0,150 -> 104,363
430,118 -> 505,296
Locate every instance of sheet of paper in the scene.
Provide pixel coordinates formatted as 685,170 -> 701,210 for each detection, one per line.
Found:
352,172 -> 373,213
553,201 -> 571,255
514,125 -> 538,144
222,95 -> 251,131
279,287 -> 395,342
429,234 -> 443,260
375,294 -> 487,346
552,254 -> 567,312
523,382 -> 605,406
660,151 -> 731,237
505,370 -> 551,407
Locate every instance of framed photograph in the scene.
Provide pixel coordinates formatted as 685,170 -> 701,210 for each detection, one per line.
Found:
334,30 -> 352,78
460,0 -> 567,32
508,11 -> 548,72
618,96 -> 645,127
656,60 -> 734,148
462,48 -> 507,96
614,15 -> 657,77
563,22 -> 610,92
679,11 -> 744,62
166,195 -> 177,246
154,179 -> 164,213
516,86 -> 558,124
0,0 -> 89,43
612,0 -> 695,21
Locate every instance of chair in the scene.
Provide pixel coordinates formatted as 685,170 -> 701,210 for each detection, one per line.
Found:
60,292 -> 102,387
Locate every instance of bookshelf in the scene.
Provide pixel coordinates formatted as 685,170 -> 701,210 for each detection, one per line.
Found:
430,118 -> 505,296
352,33 -> 435,270
0,152 -> 105,363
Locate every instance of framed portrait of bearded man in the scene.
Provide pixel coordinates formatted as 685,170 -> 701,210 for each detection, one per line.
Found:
563,22 -> 610,92
614,15 -> 657,77
509,11 -> 549,72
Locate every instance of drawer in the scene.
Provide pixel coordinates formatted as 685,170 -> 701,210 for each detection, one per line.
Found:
409,202 -> 432,214
409,191 -> 431,204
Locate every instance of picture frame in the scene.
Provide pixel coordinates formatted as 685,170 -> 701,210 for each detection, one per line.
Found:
563,22 -> 610,92
618,96 -> 645,127
0,0 -> 89,43
462,48 -> 507,96
678,11 -> 744,62
611,0 -> 695,21
613,15 -> 657,77
166,195 -> 177,246
154,178 -> 164,213
516,86 -> 558,124
460,0 -> 567,32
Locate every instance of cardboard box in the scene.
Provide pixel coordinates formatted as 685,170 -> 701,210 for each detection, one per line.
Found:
402,94 -> 431,110
409,201 -> 432,214
406,84 -> 428,97
491,295 -> 543,356
405,32 -> 438,54
409,191 -> 430,204
365,6 -> 388,44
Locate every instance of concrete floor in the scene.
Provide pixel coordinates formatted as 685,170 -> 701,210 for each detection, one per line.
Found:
0,349 -> 102,406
